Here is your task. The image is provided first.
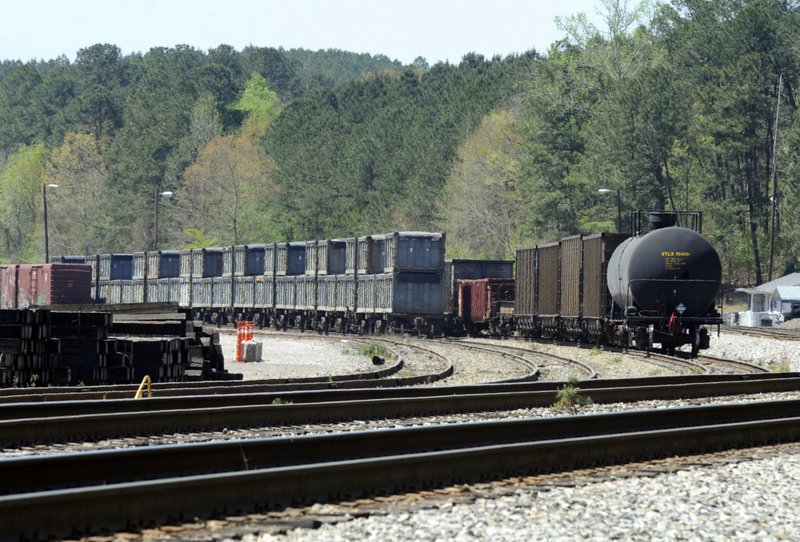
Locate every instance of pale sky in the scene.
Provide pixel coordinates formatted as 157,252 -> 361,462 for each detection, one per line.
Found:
1,0 -> 603,65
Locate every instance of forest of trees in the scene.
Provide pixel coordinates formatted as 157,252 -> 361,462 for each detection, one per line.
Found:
0,0 -> 798,287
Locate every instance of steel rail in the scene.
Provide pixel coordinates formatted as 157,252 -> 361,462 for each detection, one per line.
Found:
4,372 -> 800,420
4,404 -> 800,540
4,398 -> 800,496
447,337 -> 597,379
696,353 -> 770,374
4,376 -> 800,446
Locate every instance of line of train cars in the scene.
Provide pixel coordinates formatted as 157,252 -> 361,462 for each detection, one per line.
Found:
39,209 -> 723,355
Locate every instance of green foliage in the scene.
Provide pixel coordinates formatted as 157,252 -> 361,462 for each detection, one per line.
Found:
0,1 -> 798,286
552,376 -> 594,414
230,72 -> 282,129
356,342 -> 392,360
0,143 -> 48,262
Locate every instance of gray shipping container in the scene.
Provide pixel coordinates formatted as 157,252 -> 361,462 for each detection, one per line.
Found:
179,250 -> 193,277
132,252 -> 146,280
192,277 -> 214,307
275,275 -> 296,309
356,274 -> 377,313
276,242 -> 306,276
296,274 -> 317,310
192,248 -> 224,278
147,278 -> 175,304
337,275 -> 355,312
372,272 -> 444,315
317,274 -> 338,311
152,250 -> 181,279
119,280 -> 144,304
345,236 -> 372,275
99,254 -> 133,281
254,276 -> 275,309
222,246 -> 234,277
234,244 -> 266,276
381,232 -> 445,273
305,239 -> 347,276
212,277 -> 232,308
234,276 -> 255,308
264,244 -> 277,276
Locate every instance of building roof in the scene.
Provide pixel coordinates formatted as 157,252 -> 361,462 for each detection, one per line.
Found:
775,286 -> 800,301
736,272 -> 800,295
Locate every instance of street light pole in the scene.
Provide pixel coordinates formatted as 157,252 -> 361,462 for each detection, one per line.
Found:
598,188 -> 622,233
154,189 -> 173,250
43,183 -> 58,263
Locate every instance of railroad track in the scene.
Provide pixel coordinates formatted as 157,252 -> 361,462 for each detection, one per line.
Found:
4,374 -> 800,447
6,397 -> 800,540
696,353 -> 770,374
445,337 -> 597,379
722,325 -> 800,341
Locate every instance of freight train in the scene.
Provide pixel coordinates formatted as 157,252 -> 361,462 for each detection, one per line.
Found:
41,210 -> 722,355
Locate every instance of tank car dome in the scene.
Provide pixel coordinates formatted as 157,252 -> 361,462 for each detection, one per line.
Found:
607,226 -> 721,318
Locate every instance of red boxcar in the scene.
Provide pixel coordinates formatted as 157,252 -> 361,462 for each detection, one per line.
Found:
0,263 -> 93,309
457,278 -> 515,336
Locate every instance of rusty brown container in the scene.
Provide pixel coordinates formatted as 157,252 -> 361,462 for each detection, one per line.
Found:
460,278 -> 515,323
514,247 -> 537,318
559,235 -> 583,318
537,241 -> 560,316
582,233 -> 629,320
0,264 -> 92,309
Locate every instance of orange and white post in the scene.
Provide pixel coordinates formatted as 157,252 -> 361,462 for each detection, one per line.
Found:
235,321 -> 244,362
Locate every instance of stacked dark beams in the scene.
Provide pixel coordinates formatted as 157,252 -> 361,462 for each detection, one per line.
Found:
0,303 -> 231,387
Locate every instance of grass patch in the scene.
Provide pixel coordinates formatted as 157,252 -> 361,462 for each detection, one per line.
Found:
552,376 -> 593,414
770,356 -> 791,373
356,342 -> 392,360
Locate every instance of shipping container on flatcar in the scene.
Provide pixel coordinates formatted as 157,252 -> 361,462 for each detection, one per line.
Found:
306,239 -> 348,276
263,244 -> 277,276
151,250 -> 181,279
254,275 -> 274,310
222,246 -> 234,277
234,276 -> 255,308
337,274 -> 356,313
211,277 -> 232,308
179,249 -> 193,277
98,254 -> 133,280
296,274 -> 317,312
192,248 -> 224,278
0,264 -> 92,309
192,277 -> 213,308
380,231 -> 445,273
234,244 -> 267,276
276,242 -> 306,276
346,236 -> 373,275
372,273 -> 444,322
275,275 -> 297,310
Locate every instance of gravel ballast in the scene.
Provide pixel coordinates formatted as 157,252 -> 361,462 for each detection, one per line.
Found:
213,329 -> 800,542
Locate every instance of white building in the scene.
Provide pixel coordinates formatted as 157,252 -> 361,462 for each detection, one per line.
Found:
735,272 -> 800,326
